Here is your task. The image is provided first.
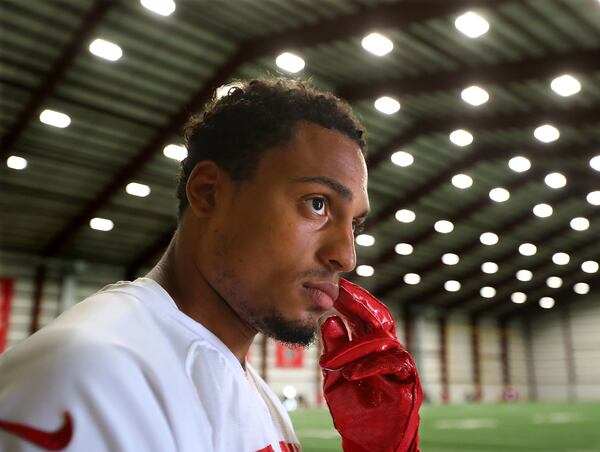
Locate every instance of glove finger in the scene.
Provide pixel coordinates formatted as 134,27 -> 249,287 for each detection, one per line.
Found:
320,330 -> 398,370
342,347 -> 416,381
320,315 -> 350,355
335,279 -> 396,337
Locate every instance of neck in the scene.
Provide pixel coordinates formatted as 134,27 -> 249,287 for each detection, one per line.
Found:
146,228 -> 256,367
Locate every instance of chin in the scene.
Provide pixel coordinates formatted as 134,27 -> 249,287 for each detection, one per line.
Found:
260,311 -> 317,347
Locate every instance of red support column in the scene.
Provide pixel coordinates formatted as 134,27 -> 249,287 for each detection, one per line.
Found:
499,320 -> 511,391
561,305 -> 577,401
470,316 -> 482,401
29,265 -> 47,335
438,316 -> 449,403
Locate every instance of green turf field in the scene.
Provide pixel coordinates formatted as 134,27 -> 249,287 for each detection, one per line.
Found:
290,402 -> 600,451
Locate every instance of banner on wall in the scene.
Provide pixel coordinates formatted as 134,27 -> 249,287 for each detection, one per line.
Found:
275,342 -> 304,368
0,278 -> 14,352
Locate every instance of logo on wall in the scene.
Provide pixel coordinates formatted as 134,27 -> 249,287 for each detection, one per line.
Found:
275,342 -> 304,368
0,279 -> 14,352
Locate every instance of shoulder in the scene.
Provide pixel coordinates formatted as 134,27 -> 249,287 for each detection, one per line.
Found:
1,326 -> 148,391
0,328 -> 182,451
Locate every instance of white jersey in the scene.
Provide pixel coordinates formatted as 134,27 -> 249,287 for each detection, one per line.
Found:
0,278 -> 300,452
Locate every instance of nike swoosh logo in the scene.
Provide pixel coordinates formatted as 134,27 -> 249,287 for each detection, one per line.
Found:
0,412 -> 73,450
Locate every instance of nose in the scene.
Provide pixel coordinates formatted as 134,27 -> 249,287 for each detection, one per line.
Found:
318,221 -> 357,273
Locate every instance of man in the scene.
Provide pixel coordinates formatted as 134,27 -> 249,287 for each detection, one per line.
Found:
0,78 -> 421,451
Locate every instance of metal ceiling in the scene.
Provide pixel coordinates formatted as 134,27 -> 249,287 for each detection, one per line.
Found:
1,0 -> 599,322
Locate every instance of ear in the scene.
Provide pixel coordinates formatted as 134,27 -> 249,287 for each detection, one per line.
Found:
186,161 -> 226,218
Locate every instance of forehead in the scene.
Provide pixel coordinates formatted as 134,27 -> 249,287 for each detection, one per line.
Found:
258,122 -> 368,196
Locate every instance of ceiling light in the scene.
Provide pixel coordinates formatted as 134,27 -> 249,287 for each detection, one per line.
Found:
573,282 -> 590,295
163,144 -> 187,161
356,265 -> 375,277
449,129 -> 473,146
395,209 -> 415,223
582,260 -> 599,274
441,253 -> 460,265
587,190 -> 600,205
533,203 -> 553,218
552,252 -> 570,265
444,280 -> 461,292
481,262 -> 499,274
534,124 -> 560,143
480,286 -> 496,298
539,297 -> 555,309
391,151 -> 414,167
395,243 -> 414,255
480,232 -> 499,245
90,217 -> 114,231
356,234 -> 375,247
590,155 -> 600,172
570,217 -> 590,231
519,243 -> 537,256
39,109 -> 71,128
489,187 -> 510,202
508,156 -> 531,172
544,172 -> 567,189
275,52 -> 305,73
451,173 -> 473,189
374,96 -> 401,114
516,270 -> 533,282
6,155 -> 27,170
461,85 -> 489,106
455,11 -> 489,38
550,74 -> 581,97
361,32 -> 394,56
546,276 -> 563,289
511,292 -> 527,304
89,38 -> 122,62
126,182 -> 151,197
404,273 -> 421,285
434,220 -> 454,233
140,0 -> 176,16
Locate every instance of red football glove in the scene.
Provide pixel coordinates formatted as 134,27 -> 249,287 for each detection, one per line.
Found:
319,279 -> 423,452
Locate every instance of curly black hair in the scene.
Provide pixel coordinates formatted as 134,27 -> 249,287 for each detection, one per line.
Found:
176,77 -> 367,218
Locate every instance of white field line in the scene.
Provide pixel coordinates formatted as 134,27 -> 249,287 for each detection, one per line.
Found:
532,412 -> 582,424
434,418 -> 498,429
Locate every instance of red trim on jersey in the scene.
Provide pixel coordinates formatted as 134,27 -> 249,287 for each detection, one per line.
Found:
0,412 -> 73,450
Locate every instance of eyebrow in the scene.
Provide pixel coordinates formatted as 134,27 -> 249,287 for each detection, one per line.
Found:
293,176 -> 370,218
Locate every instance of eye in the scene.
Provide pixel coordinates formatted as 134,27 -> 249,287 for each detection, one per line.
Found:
308,196 -> 327,216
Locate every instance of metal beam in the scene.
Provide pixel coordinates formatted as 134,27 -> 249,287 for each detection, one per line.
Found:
0,0 -> 112,160
467,231 -> 600,317
373,182 -> 589,301
338,48 -> 600,104
498,263 -> 600,321
367,105 -> 600,170
367,144 -> 595,230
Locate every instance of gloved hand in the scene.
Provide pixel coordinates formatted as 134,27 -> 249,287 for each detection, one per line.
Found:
319,279 -> 423,452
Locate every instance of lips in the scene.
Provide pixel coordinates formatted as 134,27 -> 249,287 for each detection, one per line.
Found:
303,281 -> 340,307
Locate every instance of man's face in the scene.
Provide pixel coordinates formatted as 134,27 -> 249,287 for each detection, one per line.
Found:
201,122 -> 369,346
